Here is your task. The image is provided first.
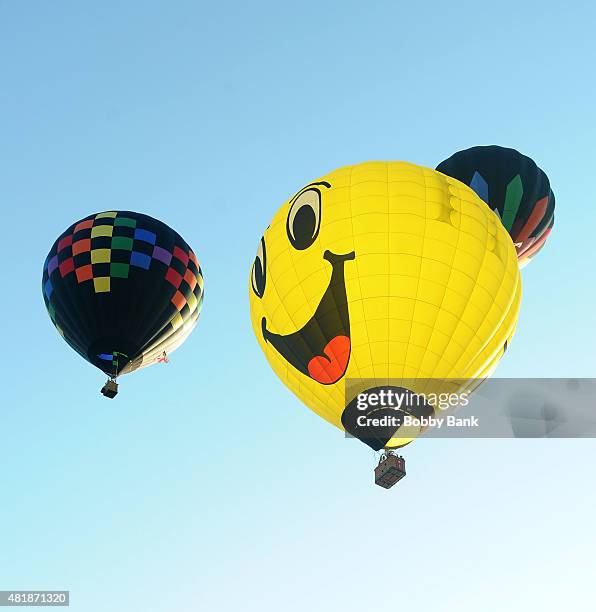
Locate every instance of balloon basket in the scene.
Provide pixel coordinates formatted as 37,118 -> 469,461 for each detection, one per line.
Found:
374,452 -> 406,489
100,378 -> 118,399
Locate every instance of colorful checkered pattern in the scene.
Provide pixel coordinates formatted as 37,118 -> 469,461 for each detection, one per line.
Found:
43,211 -> 204,347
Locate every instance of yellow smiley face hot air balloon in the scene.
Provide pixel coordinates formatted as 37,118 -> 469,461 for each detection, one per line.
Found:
249,161 -> 521,483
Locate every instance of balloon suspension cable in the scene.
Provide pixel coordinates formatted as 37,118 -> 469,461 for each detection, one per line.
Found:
380,448 -> 400,461
100,361 -> 119,400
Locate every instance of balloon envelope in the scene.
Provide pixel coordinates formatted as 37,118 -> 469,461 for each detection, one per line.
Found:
249,162 -> 521,449
436,145 -> 555,267
42,211 -> 203,378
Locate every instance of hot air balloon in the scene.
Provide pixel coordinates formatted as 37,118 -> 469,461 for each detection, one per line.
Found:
436,146 -> 555,267
42,211 -> 204,397
248,161 -> 521,487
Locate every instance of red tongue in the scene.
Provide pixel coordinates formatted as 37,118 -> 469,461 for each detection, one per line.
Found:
307,336 -> 351,384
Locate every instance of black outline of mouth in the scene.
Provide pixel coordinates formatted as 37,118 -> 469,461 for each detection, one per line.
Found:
262,250 -> 355,385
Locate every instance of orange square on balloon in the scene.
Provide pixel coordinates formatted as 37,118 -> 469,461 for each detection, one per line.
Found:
74,219 -> 94,233
183,269 -> 197,290
171,290 -> 186,311
76,264 -> 93,283
72,239 -> 91,255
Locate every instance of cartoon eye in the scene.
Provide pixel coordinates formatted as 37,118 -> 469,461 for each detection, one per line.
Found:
251,237 -> 266,298
286,188 -> 321,250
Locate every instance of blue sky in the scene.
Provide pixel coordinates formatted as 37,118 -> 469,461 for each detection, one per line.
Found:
1,1 -> 595,611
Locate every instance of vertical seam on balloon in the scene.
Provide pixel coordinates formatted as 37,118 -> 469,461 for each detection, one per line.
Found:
425,173 -> 465,384
448,215 -> 493,376
434,181 -> 495,380
348,163 -> 374,384
405,164 -> 428,384
458,215 -> 520,378
386,162 -> 390,385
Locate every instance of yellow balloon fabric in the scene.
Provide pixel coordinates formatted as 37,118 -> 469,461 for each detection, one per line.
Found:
249,161 -> 521,448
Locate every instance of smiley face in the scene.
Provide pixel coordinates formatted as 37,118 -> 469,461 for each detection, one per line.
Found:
249,162 -> 521,448
257,182 -> 356,384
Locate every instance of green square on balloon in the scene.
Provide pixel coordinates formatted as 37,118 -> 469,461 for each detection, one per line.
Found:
112,236 -> 133,251
110,263 -> 129,278
114,217 -> 136,228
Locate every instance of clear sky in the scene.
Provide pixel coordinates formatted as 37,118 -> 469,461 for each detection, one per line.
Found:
1,2 -> 595,611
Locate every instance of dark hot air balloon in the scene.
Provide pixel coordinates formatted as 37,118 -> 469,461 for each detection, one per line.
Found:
436,145 -> 555,267
42,211 -> 204,397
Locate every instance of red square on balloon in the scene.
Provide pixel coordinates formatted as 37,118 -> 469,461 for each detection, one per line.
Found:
59,257 -> 75,277
172,246 -> 189,266
165,267 -> 182,288
58,235 -> 73,253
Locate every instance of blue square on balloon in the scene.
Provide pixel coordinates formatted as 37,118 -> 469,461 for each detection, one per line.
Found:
130,251 -> 151,269
134,228 -> 156,244
44,278 -> 53,299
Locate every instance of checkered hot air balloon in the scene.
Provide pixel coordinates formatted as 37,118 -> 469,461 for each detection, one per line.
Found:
42,211 -> 204,396
436,146 -> 555,267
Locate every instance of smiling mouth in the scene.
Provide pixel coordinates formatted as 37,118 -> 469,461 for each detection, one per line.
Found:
262,250 -> 355,385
